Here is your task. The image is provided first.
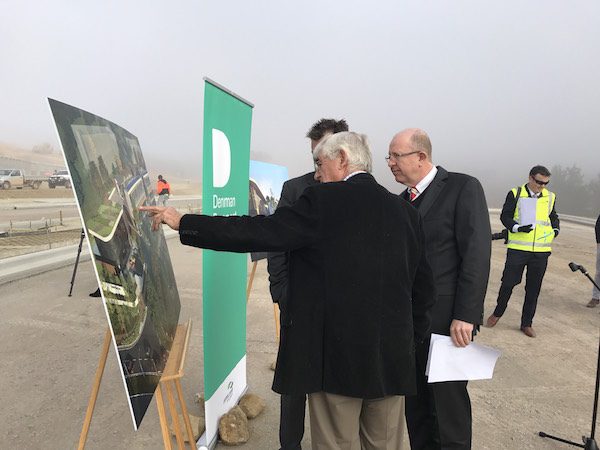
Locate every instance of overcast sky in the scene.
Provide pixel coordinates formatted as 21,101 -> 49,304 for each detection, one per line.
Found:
2,0 -> 599,204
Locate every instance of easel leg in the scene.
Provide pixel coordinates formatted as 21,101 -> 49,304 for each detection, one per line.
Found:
174,379 -> 197,449
165,381 -> 185,449
246,260 -> 258,302
77,328 -> 111,450
155,385 -> 173,450
69,229 -> 86,297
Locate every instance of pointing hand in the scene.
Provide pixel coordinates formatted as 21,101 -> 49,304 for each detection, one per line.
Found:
139,206 -> 182,231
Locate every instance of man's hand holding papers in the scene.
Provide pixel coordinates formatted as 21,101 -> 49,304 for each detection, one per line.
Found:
426,334 -> 501,383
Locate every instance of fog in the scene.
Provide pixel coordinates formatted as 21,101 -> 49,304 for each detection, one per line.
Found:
2,0 -> 599,207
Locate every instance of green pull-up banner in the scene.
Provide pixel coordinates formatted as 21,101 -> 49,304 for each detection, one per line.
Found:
199,78 -> 253,449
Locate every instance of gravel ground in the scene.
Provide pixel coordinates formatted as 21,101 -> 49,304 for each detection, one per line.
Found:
0,214 -> 597,450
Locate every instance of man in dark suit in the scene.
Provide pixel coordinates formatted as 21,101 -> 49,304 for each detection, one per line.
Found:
387,128 -> 491,450
142,131 -> 436,449
267,118 -> 348,450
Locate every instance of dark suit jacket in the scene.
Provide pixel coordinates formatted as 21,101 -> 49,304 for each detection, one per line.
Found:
267,172 -> 317,312
179,173 -> 436,398
408,166 -> 491,334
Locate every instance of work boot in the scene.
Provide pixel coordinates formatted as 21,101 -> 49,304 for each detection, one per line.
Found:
587,298 -> 599,308
486,314 -> 500,327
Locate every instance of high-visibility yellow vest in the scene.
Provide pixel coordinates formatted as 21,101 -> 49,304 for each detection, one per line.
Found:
507,184 -> 556,252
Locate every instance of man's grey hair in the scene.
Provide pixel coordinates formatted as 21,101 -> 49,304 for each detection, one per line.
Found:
313,131 -> 373,173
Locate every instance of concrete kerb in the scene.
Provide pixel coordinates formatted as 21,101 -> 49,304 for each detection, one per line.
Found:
0,245 -> 90,286
0,228 -> 179,286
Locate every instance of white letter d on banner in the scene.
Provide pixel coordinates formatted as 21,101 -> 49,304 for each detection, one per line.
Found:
212,129 -> 231,188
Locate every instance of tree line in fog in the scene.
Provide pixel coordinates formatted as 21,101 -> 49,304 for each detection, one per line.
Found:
550,165 -> 599,218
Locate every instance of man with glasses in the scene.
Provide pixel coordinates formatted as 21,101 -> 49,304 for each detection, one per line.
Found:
486,165 -> 560,337
387,128 -> 491,450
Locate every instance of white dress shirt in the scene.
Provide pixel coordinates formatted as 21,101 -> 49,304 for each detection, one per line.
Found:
407,166 -> 438,200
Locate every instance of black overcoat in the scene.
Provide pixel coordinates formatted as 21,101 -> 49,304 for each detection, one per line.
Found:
179,173 -> 436,398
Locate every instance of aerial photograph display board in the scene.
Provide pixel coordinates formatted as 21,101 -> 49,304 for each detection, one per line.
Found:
48,99 -> 181,429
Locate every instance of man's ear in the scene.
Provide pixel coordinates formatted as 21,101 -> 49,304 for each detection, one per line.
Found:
338,149 -> 348,169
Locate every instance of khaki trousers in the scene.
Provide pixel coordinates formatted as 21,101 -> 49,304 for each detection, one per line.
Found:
308,392 -> 405,450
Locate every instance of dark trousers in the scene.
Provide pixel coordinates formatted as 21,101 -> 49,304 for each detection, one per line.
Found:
493,249 -> 550,327
279,394 -> 306,450
405,340 -> 472,450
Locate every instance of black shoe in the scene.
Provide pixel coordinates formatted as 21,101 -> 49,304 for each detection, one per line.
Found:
89,288 -> 101,297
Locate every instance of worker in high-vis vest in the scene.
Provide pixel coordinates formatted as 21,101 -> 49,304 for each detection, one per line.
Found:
486,165 -> 559,338
157,175 -> 171,207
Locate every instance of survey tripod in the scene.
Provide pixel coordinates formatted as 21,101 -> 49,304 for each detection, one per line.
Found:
68,228 -> 86,297
539,262 -> 599,450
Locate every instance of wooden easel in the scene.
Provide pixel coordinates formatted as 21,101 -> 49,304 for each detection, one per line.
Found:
155,319 -> 196,449
78,320 -> 195,450
246,260 -> 258,302
246,259 -> 280,341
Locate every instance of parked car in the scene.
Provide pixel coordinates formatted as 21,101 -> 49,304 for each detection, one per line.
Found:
48,170 -> 72,189
0,169 -> 48,190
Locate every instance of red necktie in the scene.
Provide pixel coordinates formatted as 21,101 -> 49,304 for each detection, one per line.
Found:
409,187 -> 418,202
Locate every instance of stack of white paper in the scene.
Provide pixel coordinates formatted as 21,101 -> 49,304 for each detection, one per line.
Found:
518,197 -> 538,228
425,334 -> 501,383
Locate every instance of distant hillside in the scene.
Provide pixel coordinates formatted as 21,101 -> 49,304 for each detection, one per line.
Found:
0,142 -> 66,174
0,142 -> 65,166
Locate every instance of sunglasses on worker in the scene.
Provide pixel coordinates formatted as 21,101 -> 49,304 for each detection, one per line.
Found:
531,176 -> 549,186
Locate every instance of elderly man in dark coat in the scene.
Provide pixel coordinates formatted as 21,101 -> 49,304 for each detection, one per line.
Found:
141,131 -> 436,449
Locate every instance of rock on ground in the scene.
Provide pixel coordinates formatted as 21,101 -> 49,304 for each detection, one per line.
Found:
218,405 -> 250,446
239,393 -> 266,419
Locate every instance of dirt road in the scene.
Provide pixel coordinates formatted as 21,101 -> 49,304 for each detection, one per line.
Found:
0,185 -> 75,199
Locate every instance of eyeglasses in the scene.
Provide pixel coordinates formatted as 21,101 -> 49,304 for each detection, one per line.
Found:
531,177 -> 549,186
385,150 -> 420,162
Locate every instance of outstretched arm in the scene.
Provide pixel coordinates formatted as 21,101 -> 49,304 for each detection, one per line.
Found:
140,189 -> 321,254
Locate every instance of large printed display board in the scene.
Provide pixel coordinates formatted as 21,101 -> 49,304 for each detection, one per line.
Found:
248,160 -> 289,261
48,99 -> 181,429
199,79 -> 254,449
